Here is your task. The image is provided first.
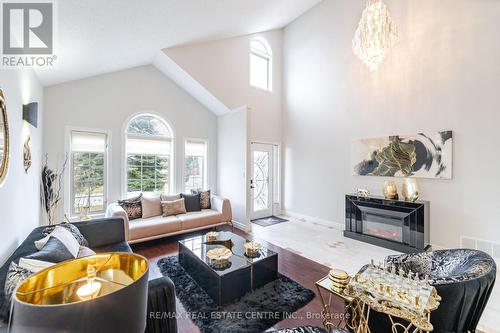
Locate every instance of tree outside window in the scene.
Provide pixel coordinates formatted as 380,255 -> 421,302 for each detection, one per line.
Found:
70,131 -> 107,216
126,114 -> 173,197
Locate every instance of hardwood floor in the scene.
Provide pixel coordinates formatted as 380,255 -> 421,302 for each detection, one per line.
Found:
132,226 -> 345,332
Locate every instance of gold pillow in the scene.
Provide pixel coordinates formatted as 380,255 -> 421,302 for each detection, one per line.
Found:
161,198 -> 187,217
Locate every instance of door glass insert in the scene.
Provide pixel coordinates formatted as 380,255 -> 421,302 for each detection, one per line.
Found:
253,150 -> 270,212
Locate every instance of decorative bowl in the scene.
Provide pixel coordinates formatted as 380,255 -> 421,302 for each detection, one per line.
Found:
244,241 -> 262,258
206,231 -> 219,242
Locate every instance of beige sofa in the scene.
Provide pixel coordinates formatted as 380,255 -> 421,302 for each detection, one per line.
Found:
106,195 -> 232,244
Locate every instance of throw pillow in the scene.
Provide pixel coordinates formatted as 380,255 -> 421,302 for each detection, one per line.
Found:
42,222 -> 89,247
27,237 -> 75,263
34,226 -> 81,257
77,246 -> 96,258
4,262 -> 33,299
161,198 -> 187,217
160,194 -> 180,202
191,189 -> 211,209
181,193 -> 201,212
118,194 -> 143,220
18,258 -> 55,272
141,195 -> 162,218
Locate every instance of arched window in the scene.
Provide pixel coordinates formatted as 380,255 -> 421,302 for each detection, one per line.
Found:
125,114 -> 174,197
250,37 -> 272,91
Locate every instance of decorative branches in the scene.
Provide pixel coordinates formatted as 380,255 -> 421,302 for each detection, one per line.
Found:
40,154 -> 67,225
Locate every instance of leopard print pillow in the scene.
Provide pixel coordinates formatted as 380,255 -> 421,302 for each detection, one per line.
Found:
118,194 -> 143,220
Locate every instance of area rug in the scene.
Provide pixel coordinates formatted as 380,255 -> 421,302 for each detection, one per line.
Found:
157,256 -> 315,333
251,216 -> 288,227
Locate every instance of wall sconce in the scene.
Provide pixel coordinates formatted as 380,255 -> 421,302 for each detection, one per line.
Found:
22,102 -> 38,128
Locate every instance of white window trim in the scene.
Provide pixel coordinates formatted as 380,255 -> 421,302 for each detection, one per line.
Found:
249,37 -> 273,92
122,112 -> 176,198
64,126 -> 112,219
183,137 -> 209,192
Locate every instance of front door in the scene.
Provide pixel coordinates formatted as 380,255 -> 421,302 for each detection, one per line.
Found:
250,143 -> 273,219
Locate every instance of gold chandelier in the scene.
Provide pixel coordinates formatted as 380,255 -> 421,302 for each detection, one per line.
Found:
352,0 -> 398,71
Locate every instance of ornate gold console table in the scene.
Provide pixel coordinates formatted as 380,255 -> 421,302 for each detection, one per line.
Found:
316,270 -> 441,333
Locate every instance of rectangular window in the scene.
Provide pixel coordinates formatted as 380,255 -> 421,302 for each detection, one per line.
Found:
70,131 -> 108,216
250,52 -> 271,91
127,136 -> 171,197
184,139 -> 207,192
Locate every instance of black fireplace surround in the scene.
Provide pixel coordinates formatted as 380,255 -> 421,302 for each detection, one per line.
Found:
344,195 -> 429,253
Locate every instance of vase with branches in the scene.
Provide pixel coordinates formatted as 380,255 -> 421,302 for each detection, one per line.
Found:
40,154 -> 67,225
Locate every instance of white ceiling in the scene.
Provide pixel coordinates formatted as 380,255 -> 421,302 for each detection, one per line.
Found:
36,0 -> 323,86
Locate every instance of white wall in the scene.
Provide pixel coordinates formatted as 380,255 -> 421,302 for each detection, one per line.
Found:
283,0 -> 500,250
43,65 -> 218,218
0,69 -> 43,263
217,106 -> 250,228
165,29 -> 283,144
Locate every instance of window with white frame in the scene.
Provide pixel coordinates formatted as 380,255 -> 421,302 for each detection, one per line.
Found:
184,139 -> 207,192
250,37 -> 272,91
69,130 -> 108,216
126,114 -> 173,197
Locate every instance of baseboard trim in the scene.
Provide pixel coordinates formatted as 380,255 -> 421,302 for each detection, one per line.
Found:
232,219 -> 250,232
282,210 -> 345,231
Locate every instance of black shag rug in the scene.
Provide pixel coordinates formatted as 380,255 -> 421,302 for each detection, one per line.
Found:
157,256 -> 315,333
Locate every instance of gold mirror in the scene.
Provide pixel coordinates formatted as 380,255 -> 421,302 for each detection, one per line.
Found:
0,89 -> 9,185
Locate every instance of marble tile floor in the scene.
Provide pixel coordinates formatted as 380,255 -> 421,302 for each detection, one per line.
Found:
249,215 -> 500,333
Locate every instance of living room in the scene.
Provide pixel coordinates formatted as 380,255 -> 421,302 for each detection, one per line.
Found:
0,0 -> 498,332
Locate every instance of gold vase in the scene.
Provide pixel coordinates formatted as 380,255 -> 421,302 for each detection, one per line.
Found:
382,180 -> 398,200
402,178 -> 420,202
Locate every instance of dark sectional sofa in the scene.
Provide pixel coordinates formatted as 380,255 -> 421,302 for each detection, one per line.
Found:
0,217 -> 177,333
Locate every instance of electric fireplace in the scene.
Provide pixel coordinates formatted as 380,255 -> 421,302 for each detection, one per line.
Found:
344,195 -> 429,253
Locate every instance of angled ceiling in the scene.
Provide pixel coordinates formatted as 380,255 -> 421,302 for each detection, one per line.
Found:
36,0 -> 323,86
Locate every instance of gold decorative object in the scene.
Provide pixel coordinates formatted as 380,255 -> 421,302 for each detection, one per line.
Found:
0,89 -> 9,186
244,241 -> 262,258
206,247 -> 232,269
329,268 -> 350,292
402,178 -> 420,202
352,0 -> 398,71
382,180 -> 398,199
23,136 -> 31,173
206,231 -> 219,241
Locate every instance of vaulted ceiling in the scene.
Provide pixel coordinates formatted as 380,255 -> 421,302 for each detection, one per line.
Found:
36,0 -> 323,86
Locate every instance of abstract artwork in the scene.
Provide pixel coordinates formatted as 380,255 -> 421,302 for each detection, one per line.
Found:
352,131 -> 453,179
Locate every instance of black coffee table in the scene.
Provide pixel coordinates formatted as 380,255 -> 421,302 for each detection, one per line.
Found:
178,231 -> 278,305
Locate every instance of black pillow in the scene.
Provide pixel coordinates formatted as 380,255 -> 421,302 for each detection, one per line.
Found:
181,193 -> 201,212
26,237 -> 74,263
191,189 -> 211,209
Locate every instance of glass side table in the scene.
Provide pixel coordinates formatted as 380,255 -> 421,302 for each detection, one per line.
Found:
315,275 -> 358,331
